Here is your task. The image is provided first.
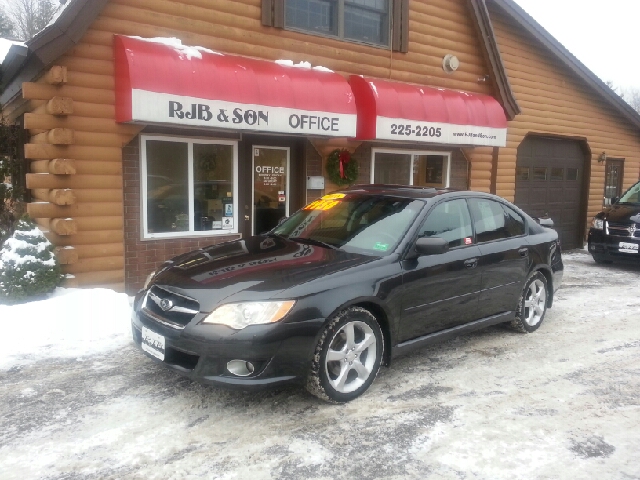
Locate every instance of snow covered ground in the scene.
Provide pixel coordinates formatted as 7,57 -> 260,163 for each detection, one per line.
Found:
0,250 -> 639,479
0,288 -> 132,370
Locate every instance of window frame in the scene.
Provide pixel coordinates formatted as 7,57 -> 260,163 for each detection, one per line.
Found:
140,134 -> 239,240
370,148 -> 452,187
284,0 -> 393,49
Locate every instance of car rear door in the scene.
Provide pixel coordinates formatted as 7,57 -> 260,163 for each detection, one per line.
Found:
399,199 -> 483,342
467,198 -> 530,319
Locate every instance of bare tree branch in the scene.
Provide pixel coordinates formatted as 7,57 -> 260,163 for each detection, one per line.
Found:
6,0 -> 58,41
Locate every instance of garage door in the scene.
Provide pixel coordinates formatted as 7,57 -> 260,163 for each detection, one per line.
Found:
515,136 -> 585,250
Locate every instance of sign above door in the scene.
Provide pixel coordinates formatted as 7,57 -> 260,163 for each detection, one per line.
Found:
114,36 -> 357,137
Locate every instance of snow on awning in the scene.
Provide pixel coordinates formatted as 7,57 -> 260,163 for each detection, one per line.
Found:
349,76 -> 508,147
114,36 -> 357,137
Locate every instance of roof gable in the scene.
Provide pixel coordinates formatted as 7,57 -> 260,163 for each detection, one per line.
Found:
489,0 -> 640,131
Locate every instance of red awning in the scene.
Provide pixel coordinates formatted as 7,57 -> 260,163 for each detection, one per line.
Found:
349,76 -> 508,147
115,36 -> 357,137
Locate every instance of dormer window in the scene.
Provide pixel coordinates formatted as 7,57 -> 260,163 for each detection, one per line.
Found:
262,0 -> 408,52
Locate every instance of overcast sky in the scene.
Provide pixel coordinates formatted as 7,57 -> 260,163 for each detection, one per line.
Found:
513,0 -> 640,93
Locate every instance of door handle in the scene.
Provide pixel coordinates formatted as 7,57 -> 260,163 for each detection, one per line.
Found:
518,248 -> 529,258
464,258 -> 478,269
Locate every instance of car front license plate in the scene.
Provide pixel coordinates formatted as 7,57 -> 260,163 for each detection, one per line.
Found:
141,326 -> 165,361
619,242 -> 639,254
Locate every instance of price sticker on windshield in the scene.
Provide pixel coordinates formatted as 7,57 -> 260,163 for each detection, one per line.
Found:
322,193 -> 346,200
304,193 -> 346,211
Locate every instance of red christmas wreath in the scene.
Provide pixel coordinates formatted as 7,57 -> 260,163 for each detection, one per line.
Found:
326,149 -> 358,186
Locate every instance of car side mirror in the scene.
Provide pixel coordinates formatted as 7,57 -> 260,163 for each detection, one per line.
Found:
536,217 -> 554,228
415,237 -> 449,256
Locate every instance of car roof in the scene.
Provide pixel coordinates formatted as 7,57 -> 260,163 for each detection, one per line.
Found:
341,184 -> 496,201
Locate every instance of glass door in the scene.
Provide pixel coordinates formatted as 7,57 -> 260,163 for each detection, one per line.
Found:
252,146 -> 290,235
604,158 -> 624,205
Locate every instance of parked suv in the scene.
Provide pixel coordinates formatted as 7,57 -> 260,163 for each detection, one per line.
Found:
588,180 -> 640,263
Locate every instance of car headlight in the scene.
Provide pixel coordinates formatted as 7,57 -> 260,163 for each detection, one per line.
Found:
201,301 -> 296,330
143,270 -> 156,290
591,218 -> 604,230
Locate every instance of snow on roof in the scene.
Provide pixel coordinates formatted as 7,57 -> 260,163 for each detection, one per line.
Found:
127,36 -> 222,60
44,0 -> 74,30
124,37 -> 335,71
0,38 -> 26,64
275,59 -> 334,73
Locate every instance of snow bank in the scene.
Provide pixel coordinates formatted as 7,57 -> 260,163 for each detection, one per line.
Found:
0,288 -> 133,370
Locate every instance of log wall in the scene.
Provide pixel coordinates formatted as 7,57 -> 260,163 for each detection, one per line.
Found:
20,0 -> 497,291
22,60 -> 141,291
488,5 -> 640,225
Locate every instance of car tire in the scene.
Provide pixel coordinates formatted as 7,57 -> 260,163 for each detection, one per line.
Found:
306,307 -> 384,403
591,254 -> 612,264
509,271 -> 549,333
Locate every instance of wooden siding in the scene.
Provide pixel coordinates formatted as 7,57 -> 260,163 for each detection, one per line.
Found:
488,4 -> 640,228
20,0 -> 497,290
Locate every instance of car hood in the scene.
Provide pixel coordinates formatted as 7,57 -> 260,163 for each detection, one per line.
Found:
600,204 -> 640,223
151,236 -> 379,308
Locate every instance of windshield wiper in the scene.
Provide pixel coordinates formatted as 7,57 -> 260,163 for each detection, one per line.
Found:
266,232 -> 289,239
288,237 -> 339,250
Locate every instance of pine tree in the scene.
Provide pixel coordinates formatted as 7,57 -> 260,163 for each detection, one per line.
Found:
0,218 -> 62,303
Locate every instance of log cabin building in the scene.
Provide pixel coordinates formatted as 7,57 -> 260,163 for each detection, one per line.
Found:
1,0 -> 639,293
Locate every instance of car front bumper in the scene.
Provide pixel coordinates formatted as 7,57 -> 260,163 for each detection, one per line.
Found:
588,228 -> 640,262
131,297 -> 326,389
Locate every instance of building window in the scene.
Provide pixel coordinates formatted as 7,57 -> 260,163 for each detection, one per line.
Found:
371,149 -> 451,188
516,167 -> 529,181
532,167 -> 547,181
550,168 -> 564,181
285,0 -> 391,47
141,136 -> 238,239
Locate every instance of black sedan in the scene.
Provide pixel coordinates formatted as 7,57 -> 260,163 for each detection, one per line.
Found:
132,185 -> 563,403
588,180 -> 640,264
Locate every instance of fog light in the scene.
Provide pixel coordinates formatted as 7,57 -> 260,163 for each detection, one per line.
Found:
226,360 -> 255,377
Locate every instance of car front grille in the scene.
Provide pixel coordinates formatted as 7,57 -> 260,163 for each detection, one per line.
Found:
606,221 -> 639,238
141,285 -> 200,329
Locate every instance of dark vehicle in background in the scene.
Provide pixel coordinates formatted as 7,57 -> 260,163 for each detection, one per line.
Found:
588,180 -> 640,264
131,185 -> 563,403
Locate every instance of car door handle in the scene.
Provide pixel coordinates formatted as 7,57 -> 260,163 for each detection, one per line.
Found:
464,258 -> 478,269
518,248 -> 529,258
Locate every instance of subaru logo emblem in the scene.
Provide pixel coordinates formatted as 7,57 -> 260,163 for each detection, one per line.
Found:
629,224 -> 637,235
159,299 -> 174,311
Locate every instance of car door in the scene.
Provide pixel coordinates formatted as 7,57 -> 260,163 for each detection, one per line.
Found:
400,199 -> 483,342
467,198 -> 530,319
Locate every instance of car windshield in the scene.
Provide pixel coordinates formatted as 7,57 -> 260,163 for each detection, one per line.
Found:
618,181 -> 640,204
272,193 -> 424,256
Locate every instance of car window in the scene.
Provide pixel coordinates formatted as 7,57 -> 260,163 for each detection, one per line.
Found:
419,199 -> 473,248
502,204 -> 526,237
618,181 -> 640,204
469,198 -> 523,243
273,194 -> 424,256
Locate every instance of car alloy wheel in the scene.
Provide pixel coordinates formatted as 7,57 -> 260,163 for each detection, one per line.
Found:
510,271 -> 549,333
523,278 -> 546,327
306,307 -> 384,403
325,320 -> 377,394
